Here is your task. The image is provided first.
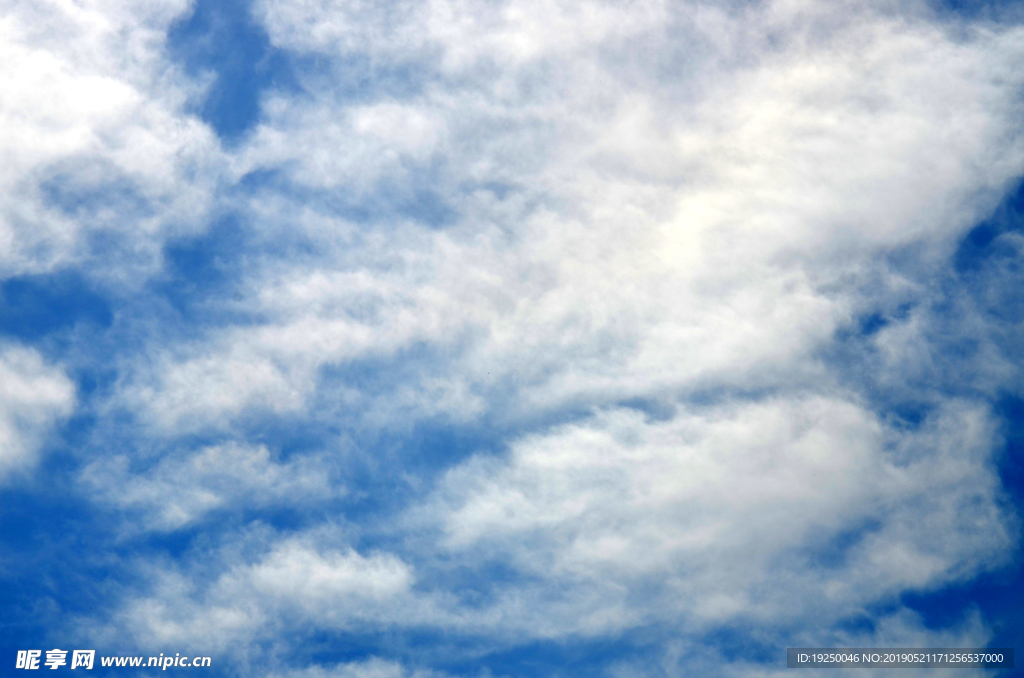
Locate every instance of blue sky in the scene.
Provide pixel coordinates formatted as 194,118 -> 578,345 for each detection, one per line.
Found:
1,0 -> 1023,676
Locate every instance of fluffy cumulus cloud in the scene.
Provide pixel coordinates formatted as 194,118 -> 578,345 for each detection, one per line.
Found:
3,0 -> 1024,676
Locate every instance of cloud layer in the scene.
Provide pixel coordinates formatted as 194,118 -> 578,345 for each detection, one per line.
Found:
2,0 -> 1023,676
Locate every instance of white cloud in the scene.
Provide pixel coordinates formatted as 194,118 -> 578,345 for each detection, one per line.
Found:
0,0 -> 222,280
254,0 -> 667,70
409,396 -> 1012,637
608,608 -> 994,678
100,398 -> 1014,654
82,442 -> 341,531
246,539 -> 413,607
109,529 -> 421,651
0,342 -> 75,481
123,0 -> 1024,436
55,0 -> 1024,672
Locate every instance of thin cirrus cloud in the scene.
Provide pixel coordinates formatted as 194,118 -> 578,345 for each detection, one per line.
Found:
0,0 -> 1022,676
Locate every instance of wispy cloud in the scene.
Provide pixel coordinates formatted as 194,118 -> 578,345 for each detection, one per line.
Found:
0,343 -> 74,480
82,442 -> 341,531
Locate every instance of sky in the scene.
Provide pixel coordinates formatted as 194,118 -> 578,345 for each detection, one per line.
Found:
1,0 -> 1023,676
